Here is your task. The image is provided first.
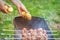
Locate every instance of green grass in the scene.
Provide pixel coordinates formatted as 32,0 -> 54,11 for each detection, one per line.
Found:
0,0 -> 60,40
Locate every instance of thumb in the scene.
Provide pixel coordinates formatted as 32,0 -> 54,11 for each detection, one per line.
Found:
18,7 -> 22,16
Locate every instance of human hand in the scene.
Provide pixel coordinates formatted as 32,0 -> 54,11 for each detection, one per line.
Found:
11,0 -> 31,20
0,0 -> 13,14
18,7 -> 31,20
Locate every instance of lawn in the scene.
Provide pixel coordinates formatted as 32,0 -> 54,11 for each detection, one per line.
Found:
0,0 -> 60,40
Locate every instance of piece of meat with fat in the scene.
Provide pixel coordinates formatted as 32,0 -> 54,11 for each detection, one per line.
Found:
22,28 -> 48,40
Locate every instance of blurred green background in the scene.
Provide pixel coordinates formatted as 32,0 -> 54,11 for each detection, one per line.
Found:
0,0 -> 60,40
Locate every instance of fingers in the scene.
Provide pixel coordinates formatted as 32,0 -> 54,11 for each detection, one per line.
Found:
3,9 -> 8,13
0,0 -> 13,13
15,0 -> 28,12
18,7 -> 32,20
18,7 -> 25,17
18,7 -> 23,16
0,0 -> 8,13
0,7 -> 8,13
15,0 -> 32,20
4,2 -> 11,7
4,2 -> 13,13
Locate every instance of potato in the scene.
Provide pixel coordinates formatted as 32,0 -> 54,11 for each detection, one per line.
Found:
4,6 -> 8,9
21,11 -> 26,16
5,5 -> 13,12
7,7 -> 13,12
22,11 -> 32,20
25,13 -> 31,20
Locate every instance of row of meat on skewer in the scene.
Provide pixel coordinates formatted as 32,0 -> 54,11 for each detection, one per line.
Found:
21,28 -> 48,40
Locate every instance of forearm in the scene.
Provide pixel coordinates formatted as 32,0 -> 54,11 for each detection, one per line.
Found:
0,0 -> 3,6
0,0 -> 1,1
11,0 -> 27,11
11,0 -> 21,7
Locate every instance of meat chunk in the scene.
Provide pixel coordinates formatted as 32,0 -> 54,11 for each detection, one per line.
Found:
22,28 -> 48,40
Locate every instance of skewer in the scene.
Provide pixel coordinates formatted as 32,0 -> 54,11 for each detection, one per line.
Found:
2,29 -> 57,32
1,28 -> 59,40
4,38 -> 60,40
